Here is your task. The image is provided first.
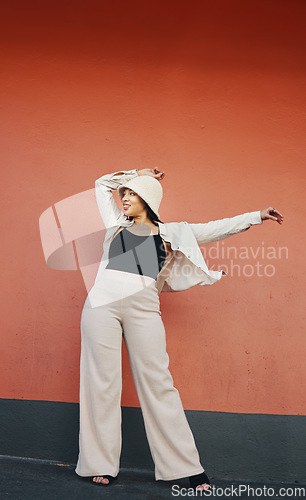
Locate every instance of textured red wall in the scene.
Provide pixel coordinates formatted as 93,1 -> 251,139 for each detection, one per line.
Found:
0,0 -> 305,414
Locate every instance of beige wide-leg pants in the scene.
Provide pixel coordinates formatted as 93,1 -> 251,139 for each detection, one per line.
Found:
75,269 -> 204,481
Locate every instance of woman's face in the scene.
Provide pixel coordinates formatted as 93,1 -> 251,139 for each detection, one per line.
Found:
122,188 -> 146,218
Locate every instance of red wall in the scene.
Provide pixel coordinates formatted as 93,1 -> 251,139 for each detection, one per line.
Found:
0,0 -> 305,415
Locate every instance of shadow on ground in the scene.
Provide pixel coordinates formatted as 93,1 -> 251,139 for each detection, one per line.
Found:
0,456 -> 305,499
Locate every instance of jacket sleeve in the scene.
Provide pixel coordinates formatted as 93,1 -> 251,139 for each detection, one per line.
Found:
188,211 -> 263,245
95,169 -> 139,228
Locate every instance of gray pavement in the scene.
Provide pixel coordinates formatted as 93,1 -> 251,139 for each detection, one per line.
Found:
1,455 -> 305,500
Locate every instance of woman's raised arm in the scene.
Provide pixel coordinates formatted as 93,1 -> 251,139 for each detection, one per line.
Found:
95,169 -> 139,228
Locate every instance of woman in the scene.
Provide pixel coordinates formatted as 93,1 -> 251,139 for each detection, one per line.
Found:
75,167 -> 283,491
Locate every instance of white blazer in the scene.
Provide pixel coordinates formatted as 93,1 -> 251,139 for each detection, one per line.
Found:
88,169 -> 262,307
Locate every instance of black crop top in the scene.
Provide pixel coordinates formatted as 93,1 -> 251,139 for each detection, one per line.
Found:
106,227 -> 167,280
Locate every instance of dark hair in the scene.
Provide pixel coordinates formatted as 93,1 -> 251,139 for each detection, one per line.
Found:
144,201 -> 164,226
126,200 -> 163,226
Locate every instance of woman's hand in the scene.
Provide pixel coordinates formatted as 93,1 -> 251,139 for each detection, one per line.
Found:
260,207 -> 284,224
137,167 -> 165,180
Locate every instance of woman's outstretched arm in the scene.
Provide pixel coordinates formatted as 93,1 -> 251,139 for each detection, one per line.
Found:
189,207 -> 284,245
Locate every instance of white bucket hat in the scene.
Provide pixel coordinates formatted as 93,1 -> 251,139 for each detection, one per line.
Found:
118,175 -> 163,218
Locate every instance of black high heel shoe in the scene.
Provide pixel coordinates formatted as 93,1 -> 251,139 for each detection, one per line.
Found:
92,475 -> 118,486
189,471 -> 211,491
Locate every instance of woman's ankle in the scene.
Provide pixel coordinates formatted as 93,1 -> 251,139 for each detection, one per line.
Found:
189,471 -> 211,489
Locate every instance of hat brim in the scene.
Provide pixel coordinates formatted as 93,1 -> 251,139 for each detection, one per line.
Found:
118,185 -> 160,219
